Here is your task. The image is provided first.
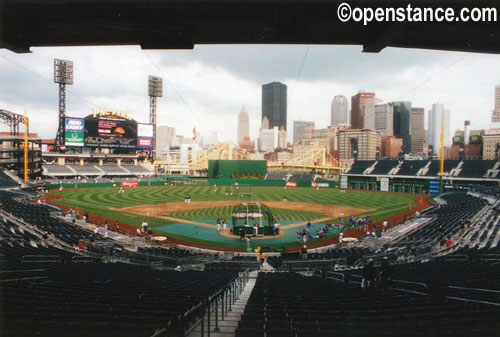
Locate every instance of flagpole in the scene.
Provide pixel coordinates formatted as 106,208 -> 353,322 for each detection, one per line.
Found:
439,111 -> 444,194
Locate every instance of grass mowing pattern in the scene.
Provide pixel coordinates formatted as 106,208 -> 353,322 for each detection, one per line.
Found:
53,185 -> 417,247
168,205 -> 323,221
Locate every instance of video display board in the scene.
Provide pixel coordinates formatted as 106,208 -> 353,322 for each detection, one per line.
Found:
64,118 -> 85,147
137,124 -> 154,149
83,112 -> 137,148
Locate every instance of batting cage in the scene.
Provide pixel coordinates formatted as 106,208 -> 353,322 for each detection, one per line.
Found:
231,203 -> 274,236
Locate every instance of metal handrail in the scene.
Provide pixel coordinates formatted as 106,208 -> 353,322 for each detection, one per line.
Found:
447,285 -> 500,294
446,296 -> 500,307
0,276 -> 49,283
326,270 -> 345,283
392,279 -> 428,289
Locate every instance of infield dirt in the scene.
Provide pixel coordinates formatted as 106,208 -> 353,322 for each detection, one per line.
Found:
120,200 -> 372,226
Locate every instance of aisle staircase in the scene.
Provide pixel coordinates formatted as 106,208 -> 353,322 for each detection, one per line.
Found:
188,271 -> 258,337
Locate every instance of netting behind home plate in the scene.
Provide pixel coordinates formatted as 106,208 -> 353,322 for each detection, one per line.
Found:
231,202 -> 273,228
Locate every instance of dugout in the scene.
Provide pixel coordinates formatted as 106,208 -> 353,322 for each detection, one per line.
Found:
208,160 -> 267,179
232,203 -> 274,236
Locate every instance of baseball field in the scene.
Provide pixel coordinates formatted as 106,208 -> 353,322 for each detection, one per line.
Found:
49,185 -> 421,250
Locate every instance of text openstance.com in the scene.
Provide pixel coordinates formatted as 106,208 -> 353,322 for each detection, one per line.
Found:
337,3 -> 497,25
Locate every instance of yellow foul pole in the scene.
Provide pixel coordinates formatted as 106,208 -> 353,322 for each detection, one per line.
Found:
439,111 -> 444,194
24,109 -> 29,183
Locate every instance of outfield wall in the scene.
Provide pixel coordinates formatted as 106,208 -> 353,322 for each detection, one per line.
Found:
208,160 -> 267,179
46,178 -> 339,190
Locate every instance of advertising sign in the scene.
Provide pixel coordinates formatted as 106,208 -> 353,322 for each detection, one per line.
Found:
121,181 -> 139,187
285,181 -> 297,187
138,124 -> 153,137
65,118 -> 84,132
317,182 -> 329,188
65,132 -> 84,147
84,114 -> 138,148
137,137 -> 153,149
340,175 -> 348,189
311,181 -> 317,188
137,124 -> 154,149
380,177 -> 389,192
429,180 -> 440,195
65,118 -> 84,147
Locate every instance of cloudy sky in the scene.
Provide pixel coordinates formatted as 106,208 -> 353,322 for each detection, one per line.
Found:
0,44 -> 499,143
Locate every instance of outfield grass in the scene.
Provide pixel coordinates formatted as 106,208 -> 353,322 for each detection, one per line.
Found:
168,205 -> 323,221
52,185 -> 418,248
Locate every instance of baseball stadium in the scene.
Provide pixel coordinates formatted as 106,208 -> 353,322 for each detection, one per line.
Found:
2,2 -> 500,337
44,160 -> 427,252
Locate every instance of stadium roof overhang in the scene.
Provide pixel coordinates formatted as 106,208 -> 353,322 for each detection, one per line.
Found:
1,0 -> 499,54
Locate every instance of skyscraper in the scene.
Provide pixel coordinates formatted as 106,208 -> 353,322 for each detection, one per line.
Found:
262,82 -> 287,131
392,101 -> 412,153
262,116 -> 270,130
492,85 -> 500,123
428,103 -> 451,156
375,103 -> 394,136
237,106 -> 250,145
350,91 -> 376,129
293,120 -> 315,144
331,95 -> 348,125
410,108 -> 425,154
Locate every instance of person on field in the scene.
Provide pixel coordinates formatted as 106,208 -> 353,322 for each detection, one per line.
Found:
239,227 -> 245,240
223,219 -> 227,232
141,220 -> 148,233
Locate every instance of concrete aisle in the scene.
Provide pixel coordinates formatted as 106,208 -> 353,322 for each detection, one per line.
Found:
187,271 -> 258,337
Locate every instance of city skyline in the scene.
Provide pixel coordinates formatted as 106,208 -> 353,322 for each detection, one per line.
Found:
0,45 -> 499,145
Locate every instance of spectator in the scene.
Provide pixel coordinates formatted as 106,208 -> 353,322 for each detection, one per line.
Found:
300,245 -> 308,260
258,251 -> 265,269
89,234 -> 96,247
41,232 -> 49,246
378,257 -> 392,289
361,259 -> 376,289
77,240 -> 84,251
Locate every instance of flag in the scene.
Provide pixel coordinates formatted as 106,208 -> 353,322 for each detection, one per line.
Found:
192,127 -> 196,141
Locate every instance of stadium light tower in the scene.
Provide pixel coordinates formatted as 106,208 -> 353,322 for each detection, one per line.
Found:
148,75 -> 163,161
54,59 -> 74,149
